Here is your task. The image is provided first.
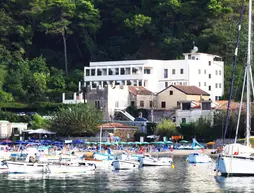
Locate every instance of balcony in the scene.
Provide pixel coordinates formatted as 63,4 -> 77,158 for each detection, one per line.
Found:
62,93 -> 85,104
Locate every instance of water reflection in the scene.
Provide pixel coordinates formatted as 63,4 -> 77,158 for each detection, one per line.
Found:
0,157 -> 253,192
215,176 -> 254,192
184,160 -> 222,193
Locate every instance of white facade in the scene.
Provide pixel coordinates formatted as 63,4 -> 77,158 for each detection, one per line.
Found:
175,101 -> 214,126
0,120 -> 28,139
84,52 -> 224,101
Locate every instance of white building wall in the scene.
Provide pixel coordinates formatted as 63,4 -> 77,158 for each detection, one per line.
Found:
83,52 -> 224,101
187,53 -> 224,101
175,109 -> 214,126
107,85 -> 129,119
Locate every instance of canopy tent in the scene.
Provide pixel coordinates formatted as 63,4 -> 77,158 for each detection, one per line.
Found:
28,129 -> 56,134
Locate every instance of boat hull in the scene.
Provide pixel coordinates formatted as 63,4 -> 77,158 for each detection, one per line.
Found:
187,153 -> 211,163
140,157 -> 172,166
7,161 -> 48,174
111,160 -> 139,170
215,155 -> 254,176
47,164 -> 96,174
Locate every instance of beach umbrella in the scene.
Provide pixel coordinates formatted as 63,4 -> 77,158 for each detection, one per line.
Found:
180,140 -> 189,143
72,140 -> 84,144
155,141 -> 165,145
164,141 -> 173,144
206,141 -> 215,145
140,142 -> 149,145
102,142 -> 111,146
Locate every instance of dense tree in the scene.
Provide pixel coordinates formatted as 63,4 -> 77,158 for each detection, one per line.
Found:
155,119 -> 178,138
0,0 -> 250,105
49,103 -> 102,136
30,114 -> 50,129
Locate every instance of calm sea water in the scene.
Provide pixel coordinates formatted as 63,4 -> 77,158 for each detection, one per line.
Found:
1,156 -> 254,193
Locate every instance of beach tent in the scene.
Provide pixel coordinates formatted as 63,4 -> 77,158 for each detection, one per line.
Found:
28,129 -> 56,134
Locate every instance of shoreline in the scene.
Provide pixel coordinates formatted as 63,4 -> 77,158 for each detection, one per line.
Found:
111,149 -> 218,157
149,149 -> 219,157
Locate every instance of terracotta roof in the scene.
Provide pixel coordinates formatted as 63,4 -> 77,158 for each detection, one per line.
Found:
157,85 -> 210,96
215,100 -> 244,111
98,122 -> 137,128
128,86 -> 153,96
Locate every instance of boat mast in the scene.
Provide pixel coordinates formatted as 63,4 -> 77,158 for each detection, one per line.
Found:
246,0 -> 252,147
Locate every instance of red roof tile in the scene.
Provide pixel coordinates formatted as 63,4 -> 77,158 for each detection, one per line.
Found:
157,85 -> 210,96
128,86 -> 153,96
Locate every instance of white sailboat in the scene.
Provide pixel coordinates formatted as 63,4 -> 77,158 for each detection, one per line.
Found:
214,0 -> 254,176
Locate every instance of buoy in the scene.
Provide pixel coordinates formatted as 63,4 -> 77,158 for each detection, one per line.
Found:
171,164 -> 175,169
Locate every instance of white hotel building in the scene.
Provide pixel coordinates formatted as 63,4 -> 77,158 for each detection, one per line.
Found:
84,52 -> 224,101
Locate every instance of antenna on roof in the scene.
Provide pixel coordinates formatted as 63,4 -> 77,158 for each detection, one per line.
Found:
191,41 -> 198,53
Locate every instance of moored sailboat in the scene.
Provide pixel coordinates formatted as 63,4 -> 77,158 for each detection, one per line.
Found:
214,0 -> 254,176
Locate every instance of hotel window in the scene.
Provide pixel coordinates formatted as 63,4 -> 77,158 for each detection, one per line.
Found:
149,101 -> 153,108
199,82 -> 201,87
120,68 -> 125,75
144,68 -> 151,74
215,83 -> 218,88
188,54 -> 191,59
127,80 -> 131,85
180,69 -> 184,74
131,101 -> 135,106
91,69 -> 95,76
92,82 -> 97,88
115,101 -> 119,108
140,101 -> 144,108
209,61 -> 211,66
192,56 -> 195,60
204,82 -> 206,86
215,70 -> 218,75
161,101 -> 166,108
86,69 -> 90,76
169,90 -> 173,95
198,69 -> 201,74
204,70 -> 206,74
126,68 -> 131,75
97,69 -> 102,76
219,70 -> 222,75
182,118 -> 186,124
115,68 -> 119,75
138,80 -> 142,86
179,82 -> 182,85
209,86 -> 211,91
209,74 -> 211,79
219,83 -> 222,88
109,69 -> 113,75
172,69 -> 176,74
165,82 -> 168,88
164,69 -> 168,78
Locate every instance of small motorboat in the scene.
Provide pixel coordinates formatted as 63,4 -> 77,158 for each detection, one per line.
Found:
186,153 -> 212,163
6,161 -> 48,174
111,160 -> 139,170
47,161 -> 96,174
139,154 -> 173,166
